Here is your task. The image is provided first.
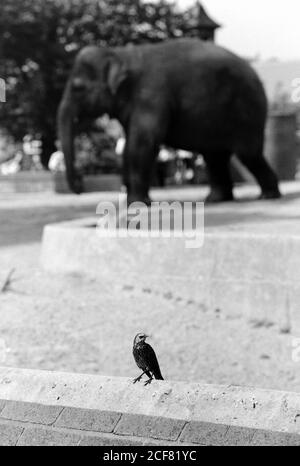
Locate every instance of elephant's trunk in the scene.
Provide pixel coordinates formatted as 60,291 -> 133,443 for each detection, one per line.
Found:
57,84 -> 82,194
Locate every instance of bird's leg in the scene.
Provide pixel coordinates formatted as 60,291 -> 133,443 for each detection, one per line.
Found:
133,371 -> 146,384
144,375 -> 153,386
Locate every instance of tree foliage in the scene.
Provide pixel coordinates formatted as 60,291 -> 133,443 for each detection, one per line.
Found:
0,0 -> 195,167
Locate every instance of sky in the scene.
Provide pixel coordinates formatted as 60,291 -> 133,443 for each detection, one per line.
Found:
175,0 -> 300,61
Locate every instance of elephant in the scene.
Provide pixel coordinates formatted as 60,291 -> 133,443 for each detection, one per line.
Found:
58,38 -> 281,204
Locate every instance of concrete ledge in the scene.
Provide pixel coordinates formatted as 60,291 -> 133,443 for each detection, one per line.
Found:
0,367 -> 300,445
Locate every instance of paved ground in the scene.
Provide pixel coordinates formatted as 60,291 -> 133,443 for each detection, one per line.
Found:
0,183 -> 300,391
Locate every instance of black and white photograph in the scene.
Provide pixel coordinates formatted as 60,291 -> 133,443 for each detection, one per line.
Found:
0,0 -> 299,451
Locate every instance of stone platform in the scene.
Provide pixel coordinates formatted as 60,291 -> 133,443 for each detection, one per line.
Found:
41,182 -> 300,332
1,366 -> 300,446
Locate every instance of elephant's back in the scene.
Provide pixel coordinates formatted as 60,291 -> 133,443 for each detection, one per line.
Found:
148,40 -> 267,151
161,40 -> 263,90
139,38 -> 253,73
138,39 -> 266,111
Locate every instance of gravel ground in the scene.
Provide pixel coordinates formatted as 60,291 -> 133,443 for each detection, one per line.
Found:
0,189 -> 299,392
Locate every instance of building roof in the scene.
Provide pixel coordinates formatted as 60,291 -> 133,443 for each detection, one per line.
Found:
185,2 -> 221,30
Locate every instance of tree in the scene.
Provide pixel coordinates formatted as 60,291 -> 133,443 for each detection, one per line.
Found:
0,0 -> 194,168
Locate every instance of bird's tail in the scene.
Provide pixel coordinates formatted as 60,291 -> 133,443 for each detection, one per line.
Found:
153,368 -> 164,380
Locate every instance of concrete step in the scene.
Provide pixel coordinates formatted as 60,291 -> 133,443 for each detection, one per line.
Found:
1,366 -> 300,446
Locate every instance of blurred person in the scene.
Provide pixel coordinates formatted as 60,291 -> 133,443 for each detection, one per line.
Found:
48,140 -> 65,172
115,136 -> 126,157
0,151 -> 23,175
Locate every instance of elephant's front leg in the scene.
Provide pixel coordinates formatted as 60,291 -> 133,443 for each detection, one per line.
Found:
125,117 -> 161,206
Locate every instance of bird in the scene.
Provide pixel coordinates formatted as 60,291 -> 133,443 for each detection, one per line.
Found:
132,333 -> 164,385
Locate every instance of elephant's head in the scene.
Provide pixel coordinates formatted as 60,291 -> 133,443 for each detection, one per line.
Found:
57,45 -> 130,193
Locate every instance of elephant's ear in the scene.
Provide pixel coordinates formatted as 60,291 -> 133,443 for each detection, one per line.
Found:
106,56 -> 129,96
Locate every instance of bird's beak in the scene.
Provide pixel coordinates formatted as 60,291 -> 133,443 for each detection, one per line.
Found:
145,334 -> 150,339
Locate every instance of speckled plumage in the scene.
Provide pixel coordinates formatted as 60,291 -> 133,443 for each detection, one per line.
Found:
133,333 -> 164,385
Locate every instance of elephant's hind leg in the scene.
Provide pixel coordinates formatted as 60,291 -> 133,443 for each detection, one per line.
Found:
203,151 -> 234,203
237,149 -> 281,200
